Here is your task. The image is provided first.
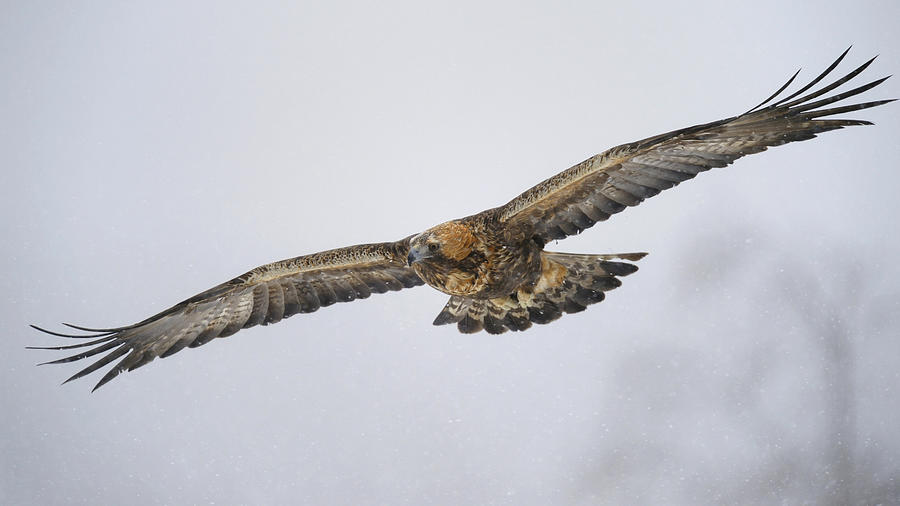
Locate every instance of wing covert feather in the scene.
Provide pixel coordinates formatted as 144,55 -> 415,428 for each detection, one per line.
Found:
497,50 -> 893,242
31,238 -> 423,390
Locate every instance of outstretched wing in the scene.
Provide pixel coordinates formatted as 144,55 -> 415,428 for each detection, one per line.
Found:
31,239 -> 423,390
498,49 -> 894,242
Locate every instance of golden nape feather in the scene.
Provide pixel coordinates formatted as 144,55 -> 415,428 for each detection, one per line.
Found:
33,48 -> 893,390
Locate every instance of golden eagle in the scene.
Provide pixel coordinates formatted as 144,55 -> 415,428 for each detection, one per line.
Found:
32,49 -> 894,390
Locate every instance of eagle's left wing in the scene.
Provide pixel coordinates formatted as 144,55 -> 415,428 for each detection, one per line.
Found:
31,239 -> 423,390
497,49 -> 893,243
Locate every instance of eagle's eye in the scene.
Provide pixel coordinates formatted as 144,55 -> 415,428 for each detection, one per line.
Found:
427,242 -> 440,253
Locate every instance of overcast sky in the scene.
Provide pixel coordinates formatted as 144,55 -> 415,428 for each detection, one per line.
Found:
3,1 -> 899,504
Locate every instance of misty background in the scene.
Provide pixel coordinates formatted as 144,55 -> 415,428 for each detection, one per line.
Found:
2,1 -> 899,504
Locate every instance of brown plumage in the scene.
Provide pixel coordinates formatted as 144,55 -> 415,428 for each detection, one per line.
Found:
32,49 -> 894,390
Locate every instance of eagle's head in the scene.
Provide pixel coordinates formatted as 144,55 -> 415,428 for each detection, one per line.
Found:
407,221 -> 476,267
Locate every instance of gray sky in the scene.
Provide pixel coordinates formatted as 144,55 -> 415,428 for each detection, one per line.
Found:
3,1 -> 899,504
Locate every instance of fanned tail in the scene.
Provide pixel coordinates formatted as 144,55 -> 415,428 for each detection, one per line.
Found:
433,252 -> 646,334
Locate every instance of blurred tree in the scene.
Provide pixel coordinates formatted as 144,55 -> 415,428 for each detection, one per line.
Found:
774,247 -> 898,505
571,231 -> 900,505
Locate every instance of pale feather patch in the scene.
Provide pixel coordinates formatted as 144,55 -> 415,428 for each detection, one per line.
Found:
489,295 -> 520,311
533,256 -> 568,293
515,256 -> 567,307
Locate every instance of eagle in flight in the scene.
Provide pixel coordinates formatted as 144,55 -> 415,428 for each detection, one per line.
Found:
33,49 -> 893,390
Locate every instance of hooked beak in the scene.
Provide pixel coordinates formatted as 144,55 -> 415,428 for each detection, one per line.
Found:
407,244 -> 430,266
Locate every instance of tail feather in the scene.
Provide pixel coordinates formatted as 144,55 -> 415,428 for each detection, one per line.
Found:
433,251 -> 646,334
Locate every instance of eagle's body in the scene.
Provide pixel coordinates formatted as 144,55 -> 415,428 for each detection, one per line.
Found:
33,49 -> 894,390
409,217 -> 543,299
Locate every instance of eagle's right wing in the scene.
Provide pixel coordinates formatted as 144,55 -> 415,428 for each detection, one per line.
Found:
31,239 -> 423,390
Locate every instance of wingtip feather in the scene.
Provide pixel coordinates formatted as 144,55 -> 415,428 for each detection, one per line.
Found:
31,323 -> 116,339
62,322 -> 130,333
